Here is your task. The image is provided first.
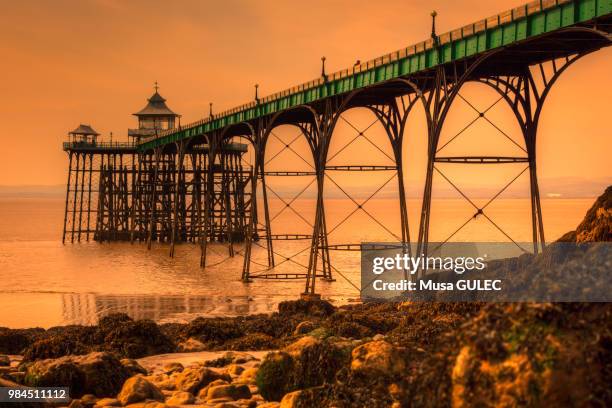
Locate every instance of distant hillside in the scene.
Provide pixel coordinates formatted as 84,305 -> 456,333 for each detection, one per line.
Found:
0,185 -> 65,198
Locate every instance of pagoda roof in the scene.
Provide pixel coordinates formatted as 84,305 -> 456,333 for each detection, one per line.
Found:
69,124 -> 99,136
133,91 -> 178,117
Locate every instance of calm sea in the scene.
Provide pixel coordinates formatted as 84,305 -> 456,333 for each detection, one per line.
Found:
0,196 -> 593,328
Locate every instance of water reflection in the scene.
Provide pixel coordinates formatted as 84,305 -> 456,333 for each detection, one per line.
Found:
60,293 -> 284,326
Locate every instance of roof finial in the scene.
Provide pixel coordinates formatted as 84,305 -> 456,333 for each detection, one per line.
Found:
430,11 -> 438,43
209,102 -> 213,118
154,81 -> 159,92
321,56 -> 327,80
255,84 -> 259,103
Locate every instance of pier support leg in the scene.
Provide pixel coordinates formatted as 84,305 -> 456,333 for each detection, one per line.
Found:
170,143 -> 185,257
147,149 -> 161,249
62,152 -> 74,244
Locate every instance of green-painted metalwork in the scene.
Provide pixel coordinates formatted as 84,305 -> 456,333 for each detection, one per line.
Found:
139,0 -> 611,151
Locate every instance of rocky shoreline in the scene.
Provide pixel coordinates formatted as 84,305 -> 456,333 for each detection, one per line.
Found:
0,186 -> 610,407
1,299 -> 610,407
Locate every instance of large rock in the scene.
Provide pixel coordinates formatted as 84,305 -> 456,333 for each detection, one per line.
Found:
227,364 -> 244,376
117,375 -> 164,405
120,359 -> 147,376
174,366 -> 230,394
560,185 -> 611,243
93,398 -> 121,407
279,390 -> 303,408
144,373 -> 175,391
122,401 -> 167,408
279,387 -> 327,408
255,352 -> 295,401
23,326 -> 95,361
350,340 -> 406,376
278,299 -> 335,318
165,390 -> 194,405
176,338 -> 206,353
206,384 -> 251,401
257,337 -> 348,401
235,367 -> 258,385
0,327 -> 45,355
285,336 -> 349,389
293,321 -> 315,336
24,352 -> 130,397
161,362 -> 183,374
204,351 -> 258,367
98,314 -> 175,359
182,318 -> 245,344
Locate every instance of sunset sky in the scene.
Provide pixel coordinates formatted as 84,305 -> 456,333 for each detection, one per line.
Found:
0,0 -> 610,196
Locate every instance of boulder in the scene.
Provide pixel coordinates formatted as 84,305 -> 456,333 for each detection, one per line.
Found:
205,351 -> 258,367
23,327 -> 94,361
227,364 -> 244,376
165,390 -> 194,405
257,337 -> 348,401
93,398 -> 120,407
145,373 -> 175,391
120,359 -> 148,376
182,318 -> 244,344
279,390 -> 302,408
161,362 -> 183,374
123,402 -> 167,408
284,336 -> 319,357
0,354 -> 10,366
350,340 -> 406,376
206,384 -> 251,401
0,327 -> 45,355
196,378 -> 228,400
222,351 -> 258,364
285,336 -> 349,389
333,321 -> 373,339
211,403 -> 240,408
176,337 -> 206,353
225,333 -> 277,350
235,367 -> 258,385
117,375 -> 164,406
99,316 -> 175,359
293,321 -> 315,336
255,352 -> 295,401
174,366 -> 231,394
24,352 -> 130,397
81,394 -> 98,406
279,387 -> 327,408
69,400 -> 86,408
278,299 -> 335,317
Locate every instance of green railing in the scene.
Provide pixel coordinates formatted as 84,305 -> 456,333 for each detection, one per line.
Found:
63,141 -> 137,151
140,0 -> 610,151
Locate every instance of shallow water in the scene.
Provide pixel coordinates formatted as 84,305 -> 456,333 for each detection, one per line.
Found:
0,196 -> 594,328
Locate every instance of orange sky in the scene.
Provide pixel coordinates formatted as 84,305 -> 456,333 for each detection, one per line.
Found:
0,0 -> 610,196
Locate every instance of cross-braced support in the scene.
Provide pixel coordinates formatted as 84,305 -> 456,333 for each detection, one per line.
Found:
303,91 -> 419,297
475,52 -> 588,253
417,45 -> 597,270
242,115 -> 326,283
